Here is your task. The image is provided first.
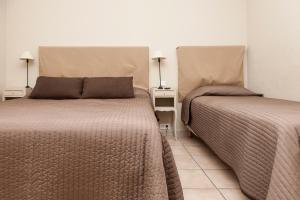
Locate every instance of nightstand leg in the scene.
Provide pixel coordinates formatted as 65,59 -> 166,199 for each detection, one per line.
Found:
173,111 -> 177,140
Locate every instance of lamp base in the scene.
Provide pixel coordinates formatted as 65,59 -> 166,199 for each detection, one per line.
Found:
25,86 -> 31,89
158,86 -> 163,89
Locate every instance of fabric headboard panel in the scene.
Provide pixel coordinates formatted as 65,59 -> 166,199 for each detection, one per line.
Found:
177,46 -> 245,101
39,46 -> 149,89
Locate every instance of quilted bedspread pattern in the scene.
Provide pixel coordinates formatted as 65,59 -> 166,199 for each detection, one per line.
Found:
183,95 -> 300,200
0,89 -> 183,200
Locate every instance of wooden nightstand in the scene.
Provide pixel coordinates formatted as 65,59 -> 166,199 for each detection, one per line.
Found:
150,87 -> 177,139
2,87 -> 26,101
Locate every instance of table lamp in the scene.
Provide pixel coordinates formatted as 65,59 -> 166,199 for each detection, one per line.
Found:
152,51 -> 166,89
20,51 -> 34,88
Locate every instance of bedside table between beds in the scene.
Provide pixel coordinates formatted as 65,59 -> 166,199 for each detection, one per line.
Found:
150,87 -> 177,139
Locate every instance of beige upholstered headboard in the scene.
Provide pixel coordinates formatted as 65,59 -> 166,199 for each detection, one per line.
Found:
39,46 -> 149,89
177,46 -> 245,101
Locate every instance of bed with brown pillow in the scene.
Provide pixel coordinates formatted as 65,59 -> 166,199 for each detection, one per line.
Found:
0,47 -> 183,200
0,88 -> 183,200
182,86 -> 300,200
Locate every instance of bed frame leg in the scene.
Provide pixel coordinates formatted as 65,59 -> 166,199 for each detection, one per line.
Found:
186,126 -> 195,138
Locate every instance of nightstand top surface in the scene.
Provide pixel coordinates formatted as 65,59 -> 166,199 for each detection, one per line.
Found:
151,87 -> 175,91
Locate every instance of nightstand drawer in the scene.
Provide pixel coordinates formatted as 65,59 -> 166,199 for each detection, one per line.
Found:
4,90 -> 25,96
2,88 -> 27,101
155,90 -> 175,97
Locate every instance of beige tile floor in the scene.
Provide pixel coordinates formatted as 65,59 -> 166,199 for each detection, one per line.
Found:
166,132 -> 251,200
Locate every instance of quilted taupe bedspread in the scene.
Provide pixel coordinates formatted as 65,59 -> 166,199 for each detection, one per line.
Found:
183,94 -> 300,200
0,89 -> 183,200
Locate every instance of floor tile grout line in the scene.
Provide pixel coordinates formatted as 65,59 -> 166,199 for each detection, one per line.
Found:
181,187 -> 219,190
179,139 -> 226,193
201,167 -> 230,200
172,142 -> 201,170
217,188 -> 230,200
203,169 -> 233,171
179,137 -> 230,200
168,136 -> 245,200
180,142 -> 203,170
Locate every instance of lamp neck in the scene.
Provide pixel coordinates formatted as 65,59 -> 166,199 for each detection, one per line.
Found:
158,58 -> 163,89
26,59 -> 30,88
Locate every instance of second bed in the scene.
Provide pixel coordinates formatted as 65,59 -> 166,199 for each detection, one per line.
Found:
182,86 -> 300,200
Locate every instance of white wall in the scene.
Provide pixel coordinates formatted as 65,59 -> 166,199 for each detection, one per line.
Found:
0,0 -> 6,97
5,0 -> 247,130
5,0 -> 247,88
247,0 -> 300,101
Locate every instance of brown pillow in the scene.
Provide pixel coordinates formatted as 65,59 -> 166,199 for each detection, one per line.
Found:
82,77 -> 134,99
30,76 -> 83,99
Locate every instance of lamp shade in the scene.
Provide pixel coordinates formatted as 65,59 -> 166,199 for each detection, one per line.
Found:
20,51 -> 34,60
152,51 -> 166,60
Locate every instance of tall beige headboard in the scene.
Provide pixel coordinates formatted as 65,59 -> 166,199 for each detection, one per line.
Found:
177,46 -> 245,101
39,46 -> 149,89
